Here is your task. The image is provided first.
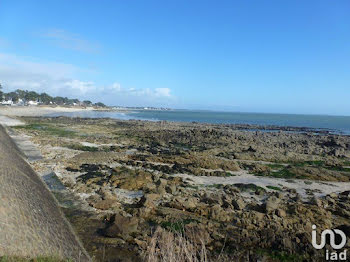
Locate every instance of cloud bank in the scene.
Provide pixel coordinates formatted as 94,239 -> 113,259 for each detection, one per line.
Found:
0,53 -> 174,106
42,29 -> 101,53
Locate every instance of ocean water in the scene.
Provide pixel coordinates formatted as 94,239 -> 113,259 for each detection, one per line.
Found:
48,110 -> 350,135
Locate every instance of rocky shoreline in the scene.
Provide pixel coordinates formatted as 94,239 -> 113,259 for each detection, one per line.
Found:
11,116 -> 350,261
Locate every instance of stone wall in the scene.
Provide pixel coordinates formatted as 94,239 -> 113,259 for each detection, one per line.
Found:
0,125 -> 90,261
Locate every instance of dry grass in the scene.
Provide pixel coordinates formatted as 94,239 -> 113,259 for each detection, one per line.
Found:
145,227 -> 208,262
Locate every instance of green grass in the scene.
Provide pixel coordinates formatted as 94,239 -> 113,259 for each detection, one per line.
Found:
233,183 -> 266,193
255,167 -> 304,179
160,219 -> 198,233
66,144 -> 99,152
206,184 -> 224,189
14,123 -> 76,137
325,166 -> 350,172
185,184 -> 199,190
266,185 -> 282,191
292,160 -> 325,167
343,161 -> 350,166
225,172 -> 235,177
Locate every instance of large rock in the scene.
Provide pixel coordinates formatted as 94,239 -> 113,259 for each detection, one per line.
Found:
104,215 -> 139,238
232,198 -> 245,210
265,196 -> 281,213
93,199 -> 120,210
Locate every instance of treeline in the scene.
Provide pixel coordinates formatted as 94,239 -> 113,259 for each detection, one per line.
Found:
0,84 -> 106,107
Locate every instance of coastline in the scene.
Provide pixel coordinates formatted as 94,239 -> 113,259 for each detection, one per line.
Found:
1,106 -> 350,135
5,114 -> 350,261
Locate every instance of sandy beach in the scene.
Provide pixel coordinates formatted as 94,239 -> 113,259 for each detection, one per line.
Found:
0,105 -> 95,117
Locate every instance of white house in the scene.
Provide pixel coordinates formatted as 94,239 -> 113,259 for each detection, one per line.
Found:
27,101 -> 39,106
14,99 -> 25,106
1,100 -> 13,106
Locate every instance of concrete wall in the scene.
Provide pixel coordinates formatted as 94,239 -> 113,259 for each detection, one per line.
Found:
0,125 -> 90,261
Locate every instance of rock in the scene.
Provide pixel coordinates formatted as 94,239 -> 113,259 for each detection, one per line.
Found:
265,196 -> 281,213
98,188 -> 116,200
143,182 -> 157,192
210,204 -> 232,222
232,198 -> 245,210
276,209 -> 286,217
328,192 -> 338,199
156,178 -> 168,187
171,196 -> 198,210
310,197 -> 322,207
141,193 -> 161,208
104,215 -> 139,238
93,199 -> 120,210
166,184 -> 177,194
276,192 -> 284,199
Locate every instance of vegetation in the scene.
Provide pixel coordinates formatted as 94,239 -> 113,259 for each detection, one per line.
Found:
0,257 -> 71,262
145,226 -> 208,262
0,83 -> 106,107
266,185 -> 282,191
13,123 -> 76,137
66,144 -> 99,152
233,183 -> 266,193
256,249 -> 305,262
160,219 -> 199,233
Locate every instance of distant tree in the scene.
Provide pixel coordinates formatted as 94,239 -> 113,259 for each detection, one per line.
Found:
24,91 -> 39,102
39,92 -> 53,104
7,92 -> 19,103
15,89 -> 27,100
0,83 -> 3,102
53,96 -> 69,105
83,100 -> 92,106
94,102 -> 106,107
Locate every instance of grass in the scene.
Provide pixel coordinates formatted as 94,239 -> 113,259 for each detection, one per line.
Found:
0,257 -> 71,262
325,166 -> 350,173
288,160 -> 350,172
255,167 -> 304,179
267,163 -> 285,169
145,226 -> 208,262
343,161 -> 350,166
304,180 -> 313,185
233,183 -> 266,193
14,123 -> 76,137
206,184 -> 224,189
160,219 -> 198,233
266,185 -> 282,191
186,184 -> 200,190
291,160 -> 324,167
66,144 -> 99,152
256,249 -> 304,262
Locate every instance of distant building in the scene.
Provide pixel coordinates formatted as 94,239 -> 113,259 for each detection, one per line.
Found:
15,99 -> 25,106
1,100 -> 13,105
27,101 -> 39,106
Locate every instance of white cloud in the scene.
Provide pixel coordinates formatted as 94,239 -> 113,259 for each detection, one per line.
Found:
63,80 -> 95,94
155,88 -> 171,97
42,29 -> 100,53
0,53 -> 174,106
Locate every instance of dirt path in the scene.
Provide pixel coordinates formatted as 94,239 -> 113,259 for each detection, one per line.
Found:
0,122 -> 90,260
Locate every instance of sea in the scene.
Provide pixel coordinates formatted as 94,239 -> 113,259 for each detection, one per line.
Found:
48,109 -> 350,135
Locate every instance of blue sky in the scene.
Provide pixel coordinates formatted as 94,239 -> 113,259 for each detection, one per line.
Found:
0,0 -> 349,115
